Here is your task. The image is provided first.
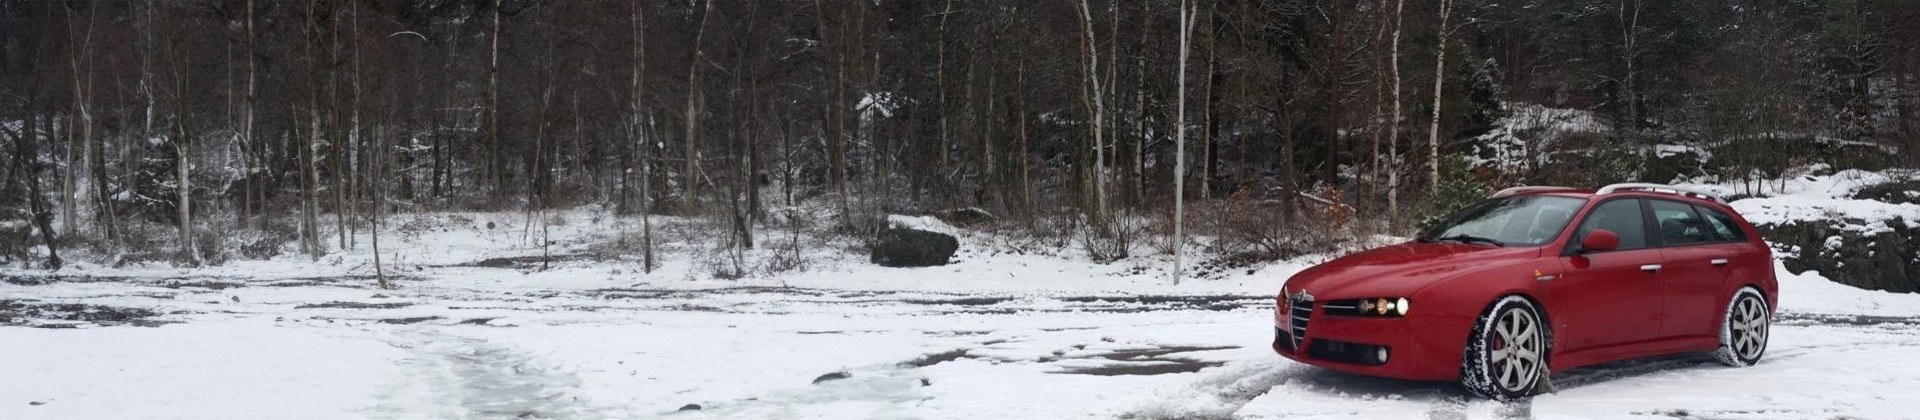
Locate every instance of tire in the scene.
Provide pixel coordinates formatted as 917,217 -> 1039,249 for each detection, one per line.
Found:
1713,287 -> 1771,367
1461,296 -> 1549,400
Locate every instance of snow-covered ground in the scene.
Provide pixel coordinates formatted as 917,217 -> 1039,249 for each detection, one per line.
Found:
1685,167 -> 1920,235
7,207 -> 1920,419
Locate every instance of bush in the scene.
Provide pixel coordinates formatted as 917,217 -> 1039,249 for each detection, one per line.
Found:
1415,158 -> 1493,232
1209,185 -> 1350,262
1644,151 -> 1704,184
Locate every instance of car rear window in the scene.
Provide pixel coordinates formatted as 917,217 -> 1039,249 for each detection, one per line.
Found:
1650,200 -> 1715,246
1692,204 -> 1749,242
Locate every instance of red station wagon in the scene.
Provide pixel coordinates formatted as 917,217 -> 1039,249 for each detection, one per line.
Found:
1272,183 -> 1777,399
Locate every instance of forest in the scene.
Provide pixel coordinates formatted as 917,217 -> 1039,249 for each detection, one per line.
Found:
1,0 -> 1916,271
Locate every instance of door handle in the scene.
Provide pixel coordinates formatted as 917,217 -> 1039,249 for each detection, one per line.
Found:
1640,264 -> 1662,273
1710,258 -> 1729,267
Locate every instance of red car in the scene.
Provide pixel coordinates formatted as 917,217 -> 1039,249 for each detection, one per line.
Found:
1273,183 -> 1776,399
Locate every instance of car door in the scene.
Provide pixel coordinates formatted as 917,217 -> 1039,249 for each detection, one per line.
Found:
1648,199 -> 1727,339
1552,198 -> 1665,351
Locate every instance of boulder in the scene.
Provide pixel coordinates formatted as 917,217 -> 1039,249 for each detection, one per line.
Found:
1762,218 -> 1920,293
933,207 -> 997,227
870,227 -> 959,267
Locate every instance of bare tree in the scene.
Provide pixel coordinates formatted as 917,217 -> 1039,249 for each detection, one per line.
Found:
1076,0 -> 1108,220
1386,0 -> 1406,228
168,3 -> 198,265
683,0 -> 715,201
631,1 -> 655,273
487,0 -> 505,201
1173,0 -> 1197,285
1425,0 -> 1455,193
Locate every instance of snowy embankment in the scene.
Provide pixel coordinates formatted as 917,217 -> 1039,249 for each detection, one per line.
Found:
1682,167 -> 1920,295
1686,167 -> 1920,234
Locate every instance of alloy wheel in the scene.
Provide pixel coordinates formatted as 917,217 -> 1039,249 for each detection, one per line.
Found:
1488,307 -> 1544,393
1729,294 -> 1770,361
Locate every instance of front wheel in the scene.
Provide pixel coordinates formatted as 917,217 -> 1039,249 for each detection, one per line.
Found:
1462,296 -> 1548,400
1713,287 -> 1771,367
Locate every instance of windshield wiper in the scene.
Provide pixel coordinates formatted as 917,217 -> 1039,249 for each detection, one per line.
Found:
1431,234 -> 1505,247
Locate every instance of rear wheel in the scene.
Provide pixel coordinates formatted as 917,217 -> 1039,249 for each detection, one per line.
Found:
1462,296 -> 1548,400
1713,287 -> 1770,367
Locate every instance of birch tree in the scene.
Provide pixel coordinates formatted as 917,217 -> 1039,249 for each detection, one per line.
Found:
1386,0 -> 1407,227
1076,0 -> 1108,221
169,4 -> 198,265
1425,0 -> 1454,193
1173,0 -> 1197,285
684,0 -> 715,201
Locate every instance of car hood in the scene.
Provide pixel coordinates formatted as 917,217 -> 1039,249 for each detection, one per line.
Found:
1282,241 -> 1539,300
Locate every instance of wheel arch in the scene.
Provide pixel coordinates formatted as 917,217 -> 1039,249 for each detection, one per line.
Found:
1727,282 -> 1774,314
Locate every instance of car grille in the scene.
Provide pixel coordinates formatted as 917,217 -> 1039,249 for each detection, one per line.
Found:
1288,294 -> 1313,351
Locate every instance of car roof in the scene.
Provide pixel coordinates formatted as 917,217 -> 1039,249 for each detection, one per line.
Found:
1492,184 -> 1730,207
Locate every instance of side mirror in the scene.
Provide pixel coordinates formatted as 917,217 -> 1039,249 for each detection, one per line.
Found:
1580,229 -> 1620,253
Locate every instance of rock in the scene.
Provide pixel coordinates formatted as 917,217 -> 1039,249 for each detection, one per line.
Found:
933,207 -> 996,227
812,371 -> 851,384
1853,180 -> 1920,205
1763,218 -> 1920,293
677,404 -> 702,411
870,227 -> 959,267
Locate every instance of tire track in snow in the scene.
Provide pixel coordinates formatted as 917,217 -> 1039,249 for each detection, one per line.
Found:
370,330 -> 601,419
1109,360 -> 1304,419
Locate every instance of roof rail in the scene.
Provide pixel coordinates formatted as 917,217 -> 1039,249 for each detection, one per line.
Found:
1595,183 -> 1725,203
1490,186 -> 1579,198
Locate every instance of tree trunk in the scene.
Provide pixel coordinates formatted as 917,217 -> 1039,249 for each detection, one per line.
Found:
242,0 -> 258,228
1173,0 -> 1196,285
1076,0 -> 1107,221
1200,8 -> 1215,200
684,0 -> 714,202
935,0 -> 954,182
175,42 -> 197,265
1619,0 -> 1641,157
1132,0 -> 1150,209
59,109 -> 76,238
1426,0 -> 1453,193
1018,61 -> 1033,216
487,0 -> 505,201
329,9 -> 349,251
20,106 -> 62,269
371,118 -> 389,290
1387,0 -> 1406,229
1369,0 -> 1388,199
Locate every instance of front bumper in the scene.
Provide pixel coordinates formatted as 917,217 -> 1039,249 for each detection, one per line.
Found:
1271,303 -> 1475,381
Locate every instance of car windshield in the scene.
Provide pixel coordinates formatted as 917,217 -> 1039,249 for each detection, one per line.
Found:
1418,195 -> 1586,247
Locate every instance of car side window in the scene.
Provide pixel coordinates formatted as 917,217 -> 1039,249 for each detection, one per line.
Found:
1573,199 -> 1648,251
1692,204 -> 1749,242
1650,199 -> 1713,246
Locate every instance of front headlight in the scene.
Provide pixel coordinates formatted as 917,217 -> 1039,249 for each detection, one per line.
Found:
1326,297 -> 1413,317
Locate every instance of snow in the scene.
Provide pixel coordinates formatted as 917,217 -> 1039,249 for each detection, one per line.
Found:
1775,260 -> 1920,317
885,214 -> 958,235
1681,168 -> 1920,234
0,319 -> 405,420
6,204 -> 1920,419
1470,102 -> 1607,173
